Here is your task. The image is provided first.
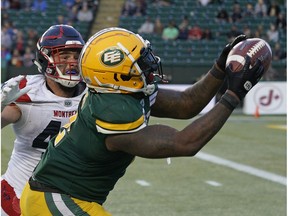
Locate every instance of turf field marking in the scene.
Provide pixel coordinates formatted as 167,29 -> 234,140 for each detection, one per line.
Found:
266,124 -> 287,130
136,180 -> 151,186
195,152 -> 286,186
205,180 -> 222,187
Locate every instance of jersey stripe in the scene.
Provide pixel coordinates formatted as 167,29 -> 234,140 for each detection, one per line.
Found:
44,193 -> 65,215
52,193 -> 75,215
16,77 -> 32,102
96,121 -> 147,134
61,194 -> 89,216
96,115 -> 145,131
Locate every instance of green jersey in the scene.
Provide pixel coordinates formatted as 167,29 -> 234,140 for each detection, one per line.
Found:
32,90 -> 158,205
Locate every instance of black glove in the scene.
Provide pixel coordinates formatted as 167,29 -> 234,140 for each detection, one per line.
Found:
216,34 -> 247,72
226,55 -> 264,101
210,34 -> 247,80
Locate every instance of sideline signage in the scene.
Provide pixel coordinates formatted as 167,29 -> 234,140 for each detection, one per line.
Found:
243,82 -> 287,115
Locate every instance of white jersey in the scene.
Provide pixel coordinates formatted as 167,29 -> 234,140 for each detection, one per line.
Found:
2,75 -> 87,198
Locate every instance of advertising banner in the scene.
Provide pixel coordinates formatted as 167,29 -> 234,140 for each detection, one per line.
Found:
243,82 -> 287,115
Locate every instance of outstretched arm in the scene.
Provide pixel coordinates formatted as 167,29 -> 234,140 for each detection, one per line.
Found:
151,70 -> 223,119
1,75 -> 31,128
106,92 -> 235,158
151,35 -> 247,119
106,54 -> 264,158
1,105 -> 21,128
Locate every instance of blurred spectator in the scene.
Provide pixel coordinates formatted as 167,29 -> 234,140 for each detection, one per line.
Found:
10,50 -> 23,67
253,24 -> 265,38
188,24 -> 203,40
178,15 -> 190,31
10,0 -> 22,10
201,28 -> 213,40
162,20 -> 179,40
3,21 -> 17,42
121,0 -> 137,16
62,0 -> 75,9
198,0 -> 210,6
68,5 -> 79,23
266,23 -> 279,43
23,47 -> 35,67
77,2 -> 93,22
23,0 -> 33,11
210,0 -> 223,4
89,0 -> 99,11
177,15 -> 190,40
231,2 -> 243,23
31,0 -> 47,13
272,42 -> 286,61
71,0 -> 83,10
1,26 -> 13,50
26,28 -> 38,50
22,47 -> 35,67
121,0 -> 146,17
267,1 -> 281,17
152,0 -> 172,6
1,0 -> 10,9
275,13 -> 287,31
138,17 -> 154,34
14,30 -> 25,55
153,17 -> 163,35
254,0 -> 267,17
243,3 -> 255,17
1,47 -> 12,68
242,25 -> 252,38
177,26 -> 189,40
55,15 -> 68,25
216,8 -> 230,23
1,12 -> 10,23
226,25 -> 242,42
134,0 -> 147,16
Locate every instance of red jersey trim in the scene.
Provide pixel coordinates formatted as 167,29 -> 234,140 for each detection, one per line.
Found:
15,77 -> 32,103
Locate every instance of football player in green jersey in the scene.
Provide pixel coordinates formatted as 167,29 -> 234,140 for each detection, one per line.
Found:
20,28 -> 264,216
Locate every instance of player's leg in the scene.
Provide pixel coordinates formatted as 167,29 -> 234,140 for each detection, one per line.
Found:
20,182 -> 52,216
70,196 -> 112,216
20,182 -> 112,216
1,179 -> 21,216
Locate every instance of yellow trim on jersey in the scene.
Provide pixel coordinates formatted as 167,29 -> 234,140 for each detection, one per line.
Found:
96,115 -> 145,131
54,113 -> 78,146
20,182 -> 112,216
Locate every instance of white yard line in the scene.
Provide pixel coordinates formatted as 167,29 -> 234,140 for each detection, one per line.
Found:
205,180 -> 222,187
195,152 -> 286,186
136,179 -> 151,186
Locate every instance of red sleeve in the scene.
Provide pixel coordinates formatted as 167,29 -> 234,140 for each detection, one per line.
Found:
15,77 -> 32,102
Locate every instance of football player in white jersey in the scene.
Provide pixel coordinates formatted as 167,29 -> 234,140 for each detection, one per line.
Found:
1,24 -> 87,216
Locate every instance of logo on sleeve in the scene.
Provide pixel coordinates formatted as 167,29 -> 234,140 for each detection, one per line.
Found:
101,47 -> 124,66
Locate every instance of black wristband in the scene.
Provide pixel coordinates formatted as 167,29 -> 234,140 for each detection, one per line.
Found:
219,93 -> 240,111
209,64 -> 226,80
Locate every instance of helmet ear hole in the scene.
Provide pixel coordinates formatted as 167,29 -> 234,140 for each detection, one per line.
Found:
120,75 -> 131,81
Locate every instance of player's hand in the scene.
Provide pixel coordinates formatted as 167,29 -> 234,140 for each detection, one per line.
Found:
226,56 -> 264,100
1,75 -> 32,108
216,34 -> 247,72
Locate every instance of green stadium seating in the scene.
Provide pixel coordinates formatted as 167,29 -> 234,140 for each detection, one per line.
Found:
119,0 -> 286,69
5,0 -> 93,40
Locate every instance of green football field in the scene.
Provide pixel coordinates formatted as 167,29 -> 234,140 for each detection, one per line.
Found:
1,115 -> 286,216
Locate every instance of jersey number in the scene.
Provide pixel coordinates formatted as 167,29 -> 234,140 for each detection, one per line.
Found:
32,121 -> 61,149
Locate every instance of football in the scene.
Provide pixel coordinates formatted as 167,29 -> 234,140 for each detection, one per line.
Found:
225,38 -> 272,74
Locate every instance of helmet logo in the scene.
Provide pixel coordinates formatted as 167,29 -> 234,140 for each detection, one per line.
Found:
101,47 -> 124,66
